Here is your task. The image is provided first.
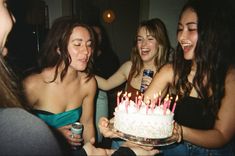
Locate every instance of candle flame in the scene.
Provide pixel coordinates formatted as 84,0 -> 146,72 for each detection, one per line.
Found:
154,93 -> 157,99
176,95 -> 178,101
117,91 -> 122,96
146,99 -> 150,105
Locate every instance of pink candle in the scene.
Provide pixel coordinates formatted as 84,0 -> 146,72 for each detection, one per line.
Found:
135,91 -> 139,105
172,95 -> 178,113
158,91 -> 162,106
117,91 -> 122,106
137,95 -> 142,109
127,93 -> 131,105
122,91 -> 127,102
167,96 -> 173,109
163,96 -> 168,115
146,99 -> 150,114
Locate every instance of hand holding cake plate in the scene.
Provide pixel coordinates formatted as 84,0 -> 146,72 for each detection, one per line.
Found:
108,120 -> 177,147
111,93 -> 179,147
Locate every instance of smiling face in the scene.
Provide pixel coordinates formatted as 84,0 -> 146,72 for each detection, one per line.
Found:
0,0 -> 15,56
177,8 -> 198,60
137,26 -> 159,64
67,26 -> 92,71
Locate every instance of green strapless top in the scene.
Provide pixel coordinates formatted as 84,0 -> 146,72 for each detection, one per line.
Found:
33,107 -> 82,128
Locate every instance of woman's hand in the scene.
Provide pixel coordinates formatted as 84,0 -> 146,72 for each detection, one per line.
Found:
58,125 -> 83,147
98,117 -> 123,138
83,137 -> 113,156
172,122 -> 183,143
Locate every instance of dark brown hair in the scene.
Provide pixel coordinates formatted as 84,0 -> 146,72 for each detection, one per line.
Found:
38,16 -> 95,82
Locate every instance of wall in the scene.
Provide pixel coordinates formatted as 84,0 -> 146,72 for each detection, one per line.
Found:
148,0 -> 187,47
43,0 -> 187,62
44,0 -> 73,27
89,0 -> 140,64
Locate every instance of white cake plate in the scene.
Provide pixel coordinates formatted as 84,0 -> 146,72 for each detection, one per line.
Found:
108,121 -> 177,147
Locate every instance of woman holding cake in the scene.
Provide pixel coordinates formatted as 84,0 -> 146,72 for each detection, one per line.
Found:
143,0 -> 235,155
95,18 -> 173,148
95,18 -> 173,101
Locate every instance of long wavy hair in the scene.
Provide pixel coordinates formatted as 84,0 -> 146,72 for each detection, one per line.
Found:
173,0 -> 235,117
130,18 -> 173,79
38,16 -> 95,82
0,54 -> 24,108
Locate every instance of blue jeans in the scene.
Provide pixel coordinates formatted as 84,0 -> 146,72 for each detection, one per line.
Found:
160,141 -> 235,156
95,90 -> 108,143
111,139 -> 124,149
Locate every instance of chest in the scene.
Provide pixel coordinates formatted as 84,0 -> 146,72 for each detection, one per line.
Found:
130,75 -> 143,90
36,81 -> 84,112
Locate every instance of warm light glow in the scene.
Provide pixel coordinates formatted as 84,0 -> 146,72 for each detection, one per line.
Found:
103,9 -> 115,23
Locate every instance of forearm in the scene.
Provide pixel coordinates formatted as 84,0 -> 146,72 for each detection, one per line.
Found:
95,75 -> 113,90
183,126 -> 230,148
83,123 -> 95,143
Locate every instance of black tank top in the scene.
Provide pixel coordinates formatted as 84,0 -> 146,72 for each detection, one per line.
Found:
174,96 -> 215,130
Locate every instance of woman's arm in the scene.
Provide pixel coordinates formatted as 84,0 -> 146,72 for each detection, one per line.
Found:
182,68 -> 235,148
95,61 -> 132,91
22,75 -> 39,106
80,77 -> 97,143
144,64 -> 174,102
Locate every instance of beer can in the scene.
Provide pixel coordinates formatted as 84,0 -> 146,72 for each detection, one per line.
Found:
140,69 -> 154,93
71,122 -> 83,135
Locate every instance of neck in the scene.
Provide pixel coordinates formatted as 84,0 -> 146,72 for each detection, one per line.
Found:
143,60 -> 156,70
56,65 -> 78,84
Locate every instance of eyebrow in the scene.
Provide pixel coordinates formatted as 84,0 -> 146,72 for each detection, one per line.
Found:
137,34 -> 154,38
71,38 -> 93,43
178,22 -> 197,26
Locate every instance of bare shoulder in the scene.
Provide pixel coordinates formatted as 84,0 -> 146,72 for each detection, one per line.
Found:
80,73 -> 97,89
226,67 -> 235,82
122,60 -> 132,68
23,73 -> 43,91
119,60 -> 132,76
158,64 -> 174,77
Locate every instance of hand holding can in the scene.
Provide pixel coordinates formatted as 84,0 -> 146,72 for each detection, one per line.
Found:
71,122 -> 83,136
140,69 -> 154,93
71,122 -> 83,150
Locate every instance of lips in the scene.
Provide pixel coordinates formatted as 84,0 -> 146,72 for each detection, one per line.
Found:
183,45 -> 192,53
78,58 -> 88,63
140,48 -> 150,55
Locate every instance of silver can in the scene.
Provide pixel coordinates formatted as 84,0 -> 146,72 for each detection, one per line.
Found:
140,69 -> 154,93
71,122 -> 83,150
71,122 -> 83,136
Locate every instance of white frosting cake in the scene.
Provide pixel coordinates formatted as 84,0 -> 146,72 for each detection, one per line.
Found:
114,98 -> 174,139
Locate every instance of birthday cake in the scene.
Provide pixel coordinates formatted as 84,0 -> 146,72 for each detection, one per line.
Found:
113,93 -> 175,139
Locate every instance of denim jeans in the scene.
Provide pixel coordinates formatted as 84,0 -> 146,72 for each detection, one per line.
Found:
95,90 -> 108,143
111,139 -> 124,149
160,141 -> 235,156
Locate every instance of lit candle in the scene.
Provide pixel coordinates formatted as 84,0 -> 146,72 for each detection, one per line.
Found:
151,94 -> 157,112
127,92 -> 131,105
117,91 -> 122,106
158,91 -> 162,106
146,99 -> 150,115
168,96 -> 173,109
172,95 -> 178,113
163,95 -> 169,115
135,91 -> 139,105
137,95 -> 142,109
122,91 -> 127,102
